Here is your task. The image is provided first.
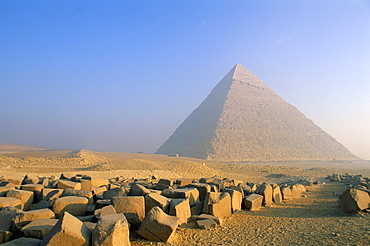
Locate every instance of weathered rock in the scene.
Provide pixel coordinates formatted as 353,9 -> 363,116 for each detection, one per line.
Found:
0,197 -> 22,209
192,214 -> 223,225
21,174 -> 39,185
6,189 -> 34,210
103,187 -> 127,200
138,206 -> 180,242
187,183 -> 211,201
0,230 -> 13,244
94,205 -> 116,220
112,196 -> 145,230
291,184 -> 306,198
190,201 -> 204,216
0,206 -> 23,231
255,183 -> 273,206
272,186 -> 282,204
40,212 -> 91,246
202,192 -> 232,219
161,188 -> 200,205
168,199 -> 191,225
338,188 -> 370,213
281,186 -> 292,200
80,178 -> 109,191
12,208 -> 55,230
92,213 -> 130,246
128,183 -> 150,196
57,180 -> 81,190
1,237 -> 41,246
42,188 -> 64,201
52,196 -> 88,218
196,218 -> 217,229
21,218 -> 58,239
21,184 -> 44,202
176,179 -> 193,186
244,193 -> 263,211
145,193 -> 170,214
223,189 -> 242,212
31,200 -> 53,210
61,188 -> 93,204
0,186 -> 15,197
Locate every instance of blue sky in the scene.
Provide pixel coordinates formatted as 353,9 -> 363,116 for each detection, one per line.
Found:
1,0 -> 369,159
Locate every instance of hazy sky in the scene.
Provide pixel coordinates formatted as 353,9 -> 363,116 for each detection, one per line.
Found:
1,1 -> 369,160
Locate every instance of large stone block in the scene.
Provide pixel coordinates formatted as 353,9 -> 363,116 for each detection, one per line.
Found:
168,199 -> 191,225
187,183 -> 211,201
81,178 -> 109,191
138,206 -> 180,242
161,188 -> 200,205
255,183 -> 273,206
21,218 -> 58,239
52,196 -> 88,218
103,187 -> 127,200
21,174 -> 39,185
6,189 -> 34,210
12,208 -> 55,230
0,197 -> 21,209
1,237 -> 41,246
202,192 -> 232,219
61,188 -> 93,204
145,193 -> 170,214
223,189 -> 242,212
21,184 -> 44,202
291,184 -> 306,198
128,183 -> 150,196
40,212 -> 91,246
57,180 -> 81,190
92,213 -> 130,246
0,206 -> 23,231
272,186 -> 282,204
243,193 -> 263,211
281,186 -> 292,200
112,196 -> 145,230
42,188 -> 64,201
339,188 -> 370,213
0,186 -> 15,197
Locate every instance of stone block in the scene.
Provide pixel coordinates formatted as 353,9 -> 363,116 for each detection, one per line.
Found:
12,208 -> 55,230
255,183 -> 273,206
103,187 -> 127,200
42,188 -> 64,201
128,183 -> 150,196
6,189 -> 34,210
52,196 -> 88,218
0,197 -> 21,209
0,230 -> 13,244
1,237 -> 41,246
272,186 -> 282,204
168,199 -> 191,225
145,193 -> 170,214
40,212 -> 91,246
138,206 -> 180,242
0,186 -> 15,197
187,183 -> 211,201
92,213 -> 130,246
161,188 -> 200,205
244,193 -> 263,211
190,201 -> 204,216
291,184 -> 306,198
202,192 -> 232,219
21,174 -> 39,185
0,206 -> 23,231
223,189 -> 242,212
61,188 -> 93,204
21,184 -> 44,202
94,205 -> 116,220
21,218 -> 58,239
281,186 -> 292,200
196,218 -> 217,229
57,180 -> 81,190
339,188 -> 370,213
112,196 -> 145,230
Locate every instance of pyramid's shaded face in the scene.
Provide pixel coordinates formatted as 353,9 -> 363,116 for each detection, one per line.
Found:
156,64 -> 358,161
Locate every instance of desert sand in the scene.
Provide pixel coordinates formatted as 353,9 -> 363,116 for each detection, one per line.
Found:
0,143 -> 369,245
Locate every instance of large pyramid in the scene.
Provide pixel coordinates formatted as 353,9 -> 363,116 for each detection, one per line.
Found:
156,64 -> 358,162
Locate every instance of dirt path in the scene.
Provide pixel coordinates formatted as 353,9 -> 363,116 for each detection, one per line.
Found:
132,182 -> 370,246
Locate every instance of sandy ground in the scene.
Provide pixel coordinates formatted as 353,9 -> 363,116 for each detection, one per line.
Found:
0,144 -> 369,245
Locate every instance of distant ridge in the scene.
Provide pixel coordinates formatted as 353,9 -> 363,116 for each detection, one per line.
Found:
156,64 -> 358,162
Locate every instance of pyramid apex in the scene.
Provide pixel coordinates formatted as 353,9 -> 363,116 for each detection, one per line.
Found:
231,64 -> 265,86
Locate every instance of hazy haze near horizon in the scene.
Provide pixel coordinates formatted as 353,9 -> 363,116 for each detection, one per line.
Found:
1,1 -> 369,159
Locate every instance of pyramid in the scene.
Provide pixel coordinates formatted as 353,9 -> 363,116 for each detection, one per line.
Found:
156,64 -> 358,162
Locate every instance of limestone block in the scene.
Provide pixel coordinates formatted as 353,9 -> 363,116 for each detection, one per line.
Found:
12,208 -> 55,230
223,189 -> 242,212
1,237 -> 41,246
0,186 -> 15,197
176,179 -> 193,186
92,213 -> 130,246
103,187 -> 127,199
202,192 -> 232,219
339,188 -> 370,213
40,212 -> 91,246
161,188 -> 200,205
57,180 -> 81,190
94,205 -> 116,220
281,186 -> 292,200
52,196 -> 88,218
21,174 -> 39,185
6,189 -> 34,210
42,188 -> 64,201
192,214 -> 223,225
0,206 -> 23,231
168,199 -> 191,225
128,183 -> 150,196
145,193 -> 170,214
0,197 -> 21,209
138,206 -> 180,242
21,218 -> 58,239
291,184 -> 306,198
112,196 -> 145,230
255,183 -> 273,206
190,201 -> 204,216
243,194 -> 263,211
61,188 -> 93,204
187,183 -> 211,201
272,186 -> 282,204
0,230 -> 13,244
81,178 -> 109,191
196,218 -> 217,229
21,184 -> 44,202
